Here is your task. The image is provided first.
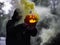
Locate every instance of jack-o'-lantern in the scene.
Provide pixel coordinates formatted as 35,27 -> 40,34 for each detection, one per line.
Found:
24,14 -> 39,26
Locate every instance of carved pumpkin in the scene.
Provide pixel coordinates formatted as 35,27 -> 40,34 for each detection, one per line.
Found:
24,14 -> 39,26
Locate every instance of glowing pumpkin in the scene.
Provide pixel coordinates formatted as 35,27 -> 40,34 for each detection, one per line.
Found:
24,14 -> 39,26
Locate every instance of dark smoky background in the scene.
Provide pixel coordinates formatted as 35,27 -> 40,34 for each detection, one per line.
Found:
0,0 -> 60,45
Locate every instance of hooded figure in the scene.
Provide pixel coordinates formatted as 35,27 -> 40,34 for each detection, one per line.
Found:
6,9 -> 37,45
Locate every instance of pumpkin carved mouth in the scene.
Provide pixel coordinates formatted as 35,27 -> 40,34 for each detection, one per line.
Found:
29,19 -> 36,23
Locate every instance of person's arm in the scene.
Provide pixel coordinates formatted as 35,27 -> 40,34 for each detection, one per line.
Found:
27,26 -> 37,36
30,28 -> 37,36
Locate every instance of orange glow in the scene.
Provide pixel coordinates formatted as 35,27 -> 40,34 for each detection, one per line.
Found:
24,13 -> 39,25
29,19 -> 36,23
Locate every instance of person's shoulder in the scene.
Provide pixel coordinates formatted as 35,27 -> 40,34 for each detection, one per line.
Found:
7,20 -> 14,24
15,23 -> 24,27
7,20 -> 11,24
6,20 -> 15,26
14,23 -> 25,30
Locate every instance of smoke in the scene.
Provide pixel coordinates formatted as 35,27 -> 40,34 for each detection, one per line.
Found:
0,0 -> 13,14
21,0 -> 60,45
0,0 -> 15,37
35,5 -> 60,45
2,2 -> 12,14
0,0 -> 60,45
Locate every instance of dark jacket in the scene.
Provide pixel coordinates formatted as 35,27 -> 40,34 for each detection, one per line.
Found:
6,22 -> 37,45
6,9 -> 37,45
15,23 -> 37,45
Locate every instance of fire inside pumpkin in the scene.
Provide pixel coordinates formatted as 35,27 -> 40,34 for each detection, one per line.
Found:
24,14 -> 39,26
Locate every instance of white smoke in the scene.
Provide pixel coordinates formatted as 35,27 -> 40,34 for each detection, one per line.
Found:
0,0 -> 16,38
2,2 -> 12,14
0,0 -> 13,14
35,6 -> 60,45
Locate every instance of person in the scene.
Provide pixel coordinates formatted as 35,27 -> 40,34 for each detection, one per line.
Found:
6,9 -> 22,45
6,9 -> 38,45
